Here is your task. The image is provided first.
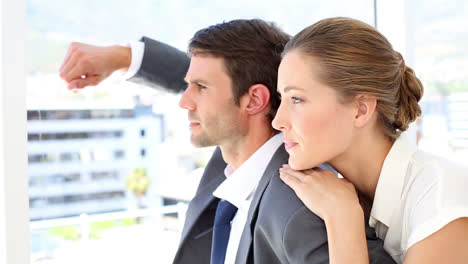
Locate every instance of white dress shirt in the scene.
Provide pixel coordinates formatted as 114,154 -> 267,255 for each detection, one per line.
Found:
369,132 -> 468,263
122,40 -> 145,80
212,133 -> 283,264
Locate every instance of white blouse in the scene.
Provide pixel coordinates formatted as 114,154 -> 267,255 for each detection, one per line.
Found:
369,132 -> 468,263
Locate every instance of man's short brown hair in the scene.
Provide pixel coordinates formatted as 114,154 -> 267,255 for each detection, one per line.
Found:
188,19 -> 290,121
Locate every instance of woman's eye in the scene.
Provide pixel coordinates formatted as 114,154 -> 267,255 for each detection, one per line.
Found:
291,97 -> 303,104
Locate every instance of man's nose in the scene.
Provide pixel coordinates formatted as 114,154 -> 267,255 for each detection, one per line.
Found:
179,87 -> 196,111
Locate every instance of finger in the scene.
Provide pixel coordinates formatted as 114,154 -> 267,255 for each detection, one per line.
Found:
67,80 -> 84,90
303,168 -> 317,175
312,167 -> 341,179
339,177 -> 356,188
59,44 -> 76,73
65,61 -> 92,84
279,170 -> 303,190
60,51 -> 86,82
69,76 -> 102,89
280,166 -> 307,181
282,164 -> 315,175
299,166 -> 327,176
60,52 -> 80,81
67,76 -> 102,90
59,44 -> 81,76
340,177 -> 351,183
313,166 -> 325,172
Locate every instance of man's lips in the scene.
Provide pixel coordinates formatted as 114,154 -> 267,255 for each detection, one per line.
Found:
189,122 -> 200,128
283,140 -> 298,150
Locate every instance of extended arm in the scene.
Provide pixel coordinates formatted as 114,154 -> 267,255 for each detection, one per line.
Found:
59,37 -> 189,93
128,37 -> 189,93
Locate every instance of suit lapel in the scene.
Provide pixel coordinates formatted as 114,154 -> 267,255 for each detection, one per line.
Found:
179,172 -> 225,243
179,147 -> 227,245
235,144 -> 289,263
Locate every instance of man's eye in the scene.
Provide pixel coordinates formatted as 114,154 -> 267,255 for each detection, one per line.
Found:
197,83 -> 206,89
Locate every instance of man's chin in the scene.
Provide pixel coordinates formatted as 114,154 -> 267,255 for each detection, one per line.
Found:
190,135 -> 216,148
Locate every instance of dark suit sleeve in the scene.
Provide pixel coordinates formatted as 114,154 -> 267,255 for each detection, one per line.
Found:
127,36 -> 189,93
282,207 -> 329,264
282,208 -> 396,264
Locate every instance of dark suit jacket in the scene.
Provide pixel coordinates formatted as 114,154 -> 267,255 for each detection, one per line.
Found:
129,36 -> 396,264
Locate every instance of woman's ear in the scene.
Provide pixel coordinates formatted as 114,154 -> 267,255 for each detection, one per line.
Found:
354,94 -> 377,128
241,84 -> 271,115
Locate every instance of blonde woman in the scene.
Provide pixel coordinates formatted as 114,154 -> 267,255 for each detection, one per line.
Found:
273,17 -> 468,263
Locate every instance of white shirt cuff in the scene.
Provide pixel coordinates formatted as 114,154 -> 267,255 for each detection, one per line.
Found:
122,40 -> 145,80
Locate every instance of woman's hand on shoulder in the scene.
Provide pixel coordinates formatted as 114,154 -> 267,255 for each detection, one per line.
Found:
280,165 -> 371,264
279,164 -> 362,222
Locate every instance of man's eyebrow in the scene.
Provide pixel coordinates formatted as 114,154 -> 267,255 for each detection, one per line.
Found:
183,77 -> 209,85
278,86 -> 305,93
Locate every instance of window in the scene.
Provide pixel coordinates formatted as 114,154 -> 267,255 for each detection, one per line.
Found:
5,1 -> 465,263
25,1 -> 374,262
406,0 -> 468,163
1,0 -> 398,263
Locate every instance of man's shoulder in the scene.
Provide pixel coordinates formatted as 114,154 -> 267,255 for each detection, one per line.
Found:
259,170 -> 324,228
256,144 -> 324,227
251,166 -> 329,263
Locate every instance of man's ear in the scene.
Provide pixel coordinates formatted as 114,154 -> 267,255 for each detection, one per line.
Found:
240,84 -> 271,115
354,94 -> 377,128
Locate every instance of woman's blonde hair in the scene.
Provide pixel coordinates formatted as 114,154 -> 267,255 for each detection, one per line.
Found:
284,17 -> 423,139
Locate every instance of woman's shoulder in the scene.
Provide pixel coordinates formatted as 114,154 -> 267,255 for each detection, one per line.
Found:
402,150 -> 468,249
404,149 -> 467,210
406,150 -> 467,195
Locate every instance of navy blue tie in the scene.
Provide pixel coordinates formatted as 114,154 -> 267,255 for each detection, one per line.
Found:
211,200 -> 238,264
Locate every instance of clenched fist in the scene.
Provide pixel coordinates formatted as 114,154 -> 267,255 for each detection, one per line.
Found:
59,42 -> 131,90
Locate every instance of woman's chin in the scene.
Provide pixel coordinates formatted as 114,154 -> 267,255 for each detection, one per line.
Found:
288,157 -> 320,171
287,158 -> 306,171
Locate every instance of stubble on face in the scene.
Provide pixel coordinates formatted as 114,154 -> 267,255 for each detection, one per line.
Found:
189,97 -> 244,148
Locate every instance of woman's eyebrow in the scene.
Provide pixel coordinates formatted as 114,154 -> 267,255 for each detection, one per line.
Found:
279,86 -> 305,93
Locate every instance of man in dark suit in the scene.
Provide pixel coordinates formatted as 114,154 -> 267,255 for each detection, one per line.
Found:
60,19 -> 395,264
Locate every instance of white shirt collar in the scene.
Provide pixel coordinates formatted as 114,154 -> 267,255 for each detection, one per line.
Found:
370,132 -> 418,228
213,133 -> 284,209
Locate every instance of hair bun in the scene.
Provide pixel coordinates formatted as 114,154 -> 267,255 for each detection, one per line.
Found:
394,64 -> 423,131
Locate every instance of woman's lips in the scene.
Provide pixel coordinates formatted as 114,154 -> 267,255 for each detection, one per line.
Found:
283,141 -> 298,150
